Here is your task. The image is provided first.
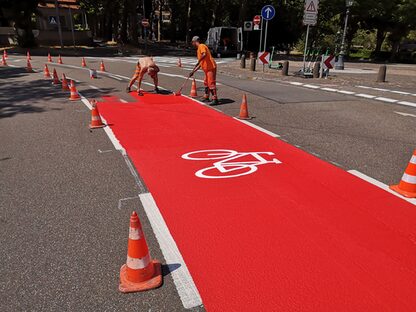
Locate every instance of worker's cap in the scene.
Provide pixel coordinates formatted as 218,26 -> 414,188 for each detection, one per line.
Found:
191,36 -> 200,42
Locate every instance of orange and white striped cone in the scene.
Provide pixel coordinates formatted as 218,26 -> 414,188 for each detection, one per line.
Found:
27,50 -> 31,60
190,78 -> 198,97
58,55 -> 63,64
89,100 -> 106,129
3,49 -> 8,59
52,68 -> 60,85
69,80 -> 81,101
81,57 -> 87,67
2,55 -> 7,66
177,58 -> 182,68
26,59 -> 33,72
119,211 -> 162,293
44,64 -> 51,78
48,53 -> 53,63
390,150 -> 416,198
99,60 -> 106,72
236,94 -> 252,120
61,73 -> 70,91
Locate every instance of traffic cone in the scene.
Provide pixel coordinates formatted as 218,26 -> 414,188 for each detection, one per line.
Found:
81,57 -> 87,67
44,64 -> 51,78
2,55 -> 7,66
58,55 -> 63,64
89,100 -> 106,129
390,150 -> 416,198
190,78 -> 198,97
61,73 -> 70,91
119,211 -> 162,293
69,80 -> 81,101
3,49 -> 8,59
27,59 -> 33,72
177,58 -> 182,68
48,53 -> 53,62
89,69 -> 97,79
99,60 -> 106,72
27,50 -> 31,60
52,68 -> 60,85
236,94 -> 252,120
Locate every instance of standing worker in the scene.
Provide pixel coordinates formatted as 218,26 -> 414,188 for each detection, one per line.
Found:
190,36 -> 219,106
126,57 -> 160,95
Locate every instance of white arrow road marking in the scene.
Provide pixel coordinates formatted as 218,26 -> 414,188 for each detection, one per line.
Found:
395,111 -> 416,118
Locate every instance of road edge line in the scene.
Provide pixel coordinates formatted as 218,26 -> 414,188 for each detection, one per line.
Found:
139,193 -> 203,309
348,170 -> 416,205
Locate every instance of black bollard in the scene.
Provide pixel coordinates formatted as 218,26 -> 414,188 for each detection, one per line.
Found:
313,62 -> 320,78
249,52 -> 256,72
281,61 -> 289,76
240,54 -> 246,69
377,65 -> 387,82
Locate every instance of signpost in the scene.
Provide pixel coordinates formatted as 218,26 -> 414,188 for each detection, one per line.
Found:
322,55 -> 335,70
260,5 -> 275,52
244,21 -> 253,32
258,51 -> 270,65
302,0 -> 319,73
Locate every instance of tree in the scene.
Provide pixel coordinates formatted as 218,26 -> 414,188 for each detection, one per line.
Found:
0,0 -> 40,47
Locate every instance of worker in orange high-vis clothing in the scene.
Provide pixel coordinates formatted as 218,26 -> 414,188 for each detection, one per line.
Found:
190,36 -> 219,106
126,57 -> 160,95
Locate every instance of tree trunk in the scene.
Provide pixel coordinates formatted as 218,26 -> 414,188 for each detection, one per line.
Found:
374,28 -> 386,55
120,0 -> 129,43
185,0 -> 192,46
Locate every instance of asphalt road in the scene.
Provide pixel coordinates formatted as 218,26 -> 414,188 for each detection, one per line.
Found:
1,52 -> 415,311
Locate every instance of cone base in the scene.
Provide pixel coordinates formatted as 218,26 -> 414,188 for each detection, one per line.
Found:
89,124 -> 106,129
236,116 -> 253,120
69,97 -> 81,101
119,260 -> 162,293
390,185 -> 416,198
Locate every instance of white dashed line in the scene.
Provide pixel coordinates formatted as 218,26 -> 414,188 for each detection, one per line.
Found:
398,101 -> 416,108
337,90 -> 356,95
321,87 -> 338,92
355,93 -> 376,99
394,111 -> 416,118
375,97 -> 398,103
304,84 -> 320,89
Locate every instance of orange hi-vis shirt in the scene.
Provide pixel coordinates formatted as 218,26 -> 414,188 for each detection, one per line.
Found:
197,43 -> 216,72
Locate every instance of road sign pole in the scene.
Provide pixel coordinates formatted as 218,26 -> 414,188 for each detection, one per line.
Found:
303,25 -> 310,72
54,0 -> 64,48
258,18 -> 264,52
263,20 -> 269,52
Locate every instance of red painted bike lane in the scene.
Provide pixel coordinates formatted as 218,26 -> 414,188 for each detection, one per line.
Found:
98,93 -> 416,312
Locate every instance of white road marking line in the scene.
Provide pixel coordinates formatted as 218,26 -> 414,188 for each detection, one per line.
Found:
8,64 -> 18,67
348,170 -> 416,205
357,85 -> 413,96
321,87 -> 338,92
120,99 -> 128,103
233,118 -> 280,138
395,111 -> 416,118
355,93 -> 376,99
78,93 -> 93,110
289,82 -> 304,86
398,101 -> 416,108
66,76 -> 81,83
98,149 -> 113,153
337,90 -> 356,95
391,90 -> 411,95
139,193 -> 203,309
375,97 -> 398,103
118,196 -> 140,210
89,85 -> 101,90
303,84 -> 320,89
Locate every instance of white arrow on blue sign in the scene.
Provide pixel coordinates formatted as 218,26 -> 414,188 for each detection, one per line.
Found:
261,5 -> 276,21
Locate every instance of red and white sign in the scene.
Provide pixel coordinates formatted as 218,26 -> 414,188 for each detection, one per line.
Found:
253,15 -> 261,25
323,54 -> 335,70
141,19 -> 150,27
258,51 -> 270,65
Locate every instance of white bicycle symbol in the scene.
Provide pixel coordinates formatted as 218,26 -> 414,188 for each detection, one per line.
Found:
181,149 -> 282,179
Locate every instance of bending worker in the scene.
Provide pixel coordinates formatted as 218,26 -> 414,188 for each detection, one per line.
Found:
190,36 -> 218,106
126,56 -> 160,95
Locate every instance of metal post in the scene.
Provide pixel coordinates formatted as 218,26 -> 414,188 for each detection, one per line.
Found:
54,0 -> 64,48
258,18 -> 264,52
336,7 -> 350,70
302,25 -> 310,72
263,20 -> 269,52
142,0 -> 147,53
69,8 -> 76,51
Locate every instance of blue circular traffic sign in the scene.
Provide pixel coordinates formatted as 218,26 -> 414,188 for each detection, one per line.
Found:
261,5 -> 276,21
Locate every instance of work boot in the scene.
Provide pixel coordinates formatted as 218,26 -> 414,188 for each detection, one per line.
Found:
209,99 -> 219,106
154,87 -> 160,93
126,86 -> 131,93
137,90 -> 144,96
202,96 -> 210,102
